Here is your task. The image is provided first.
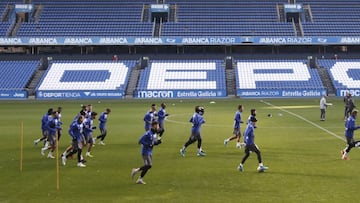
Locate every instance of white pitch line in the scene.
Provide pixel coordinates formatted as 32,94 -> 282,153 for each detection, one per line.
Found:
260,100 -> 345,142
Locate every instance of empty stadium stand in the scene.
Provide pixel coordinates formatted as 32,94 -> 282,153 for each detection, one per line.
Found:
318,59 -> 360,90
1,0 -> 360,99
16,0 -> 154,37
299,0 -> 360,36
162,0 -> 295,37
37,60 -> 135,90
35,60 -> 136,99
235,60 -> 326,97
135,60 -> 226,98
1,0 -> 358,38
0,60 -> 39,90
137,60 -> 225,89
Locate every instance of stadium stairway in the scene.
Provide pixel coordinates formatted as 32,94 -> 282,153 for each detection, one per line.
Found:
317,67 -> 336,95
26,69 -> 46,96
225,65 -> 236,96
125,65 -> 142,98
141,4 -> 150,22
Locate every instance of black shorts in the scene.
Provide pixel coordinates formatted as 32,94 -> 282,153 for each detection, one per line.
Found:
245,144 -> 260,153
189,131 -> 201,141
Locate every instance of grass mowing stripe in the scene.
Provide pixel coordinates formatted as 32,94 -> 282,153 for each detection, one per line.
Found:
260,100 -> 345,142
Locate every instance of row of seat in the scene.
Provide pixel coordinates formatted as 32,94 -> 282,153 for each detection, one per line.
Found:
0,61 -> 39,89
137,61 -> 226,90
2,59 -> 360,92
37,61 -> 136,91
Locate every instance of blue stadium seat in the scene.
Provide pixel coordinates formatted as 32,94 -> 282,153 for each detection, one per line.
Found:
36,60 -> 136,91
136,60 -> 226,91
235,60 -> 324,90
0,61 -> 39,89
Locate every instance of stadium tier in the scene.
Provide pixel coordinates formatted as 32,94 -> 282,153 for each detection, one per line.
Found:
35,60 -> 136,99
162,0 -> 294,37
135,60 -> 226,98
1,0 -> 360,39
0,60 -> 39,98
299,0 -> 360,37
2,0 -> 360,99
0,60 -> 38,89
235,60 -> 326,97
2,58 -> 360,99
318,59 -> 360,96
16,0 -> 154,37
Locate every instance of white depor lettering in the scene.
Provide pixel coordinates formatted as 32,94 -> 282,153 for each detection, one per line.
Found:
38,63 -> 129,90
331,62 -> 360,89
236,62 -> 311,89
147,62 -> 217,90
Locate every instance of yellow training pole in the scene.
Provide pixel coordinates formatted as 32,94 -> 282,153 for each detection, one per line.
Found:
20,121 -> 23,172
56,131 -> 59,190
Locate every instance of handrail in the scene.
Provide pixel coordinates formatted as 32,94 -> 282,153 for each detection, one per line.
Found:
298,18 -> 304,36
308,4 -> 314,22
276,3 -> 280,22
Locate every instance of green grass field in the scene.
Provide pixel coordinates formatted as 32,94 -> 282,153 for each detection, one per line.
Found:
0,98 -> 359,203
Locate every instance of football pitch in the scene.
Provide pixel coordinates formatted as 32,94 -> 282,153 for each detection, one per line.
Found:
0,98 -> 359,203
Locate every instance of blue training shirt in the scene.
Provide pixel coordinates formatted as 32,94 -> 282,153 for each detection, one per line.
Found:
138,130 -> 158,155
41,113 -> 51,131
143,111 -> 155,130
46,117 -> 61,136
83,117 -> 94,137
345,115 -> 360,139
244,122 -> 256,145
98,112 -> 108,129
68,120 -> 84,142
190,112 -> 205,133
157,107 -> 167,125
233,110 -> 243,129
